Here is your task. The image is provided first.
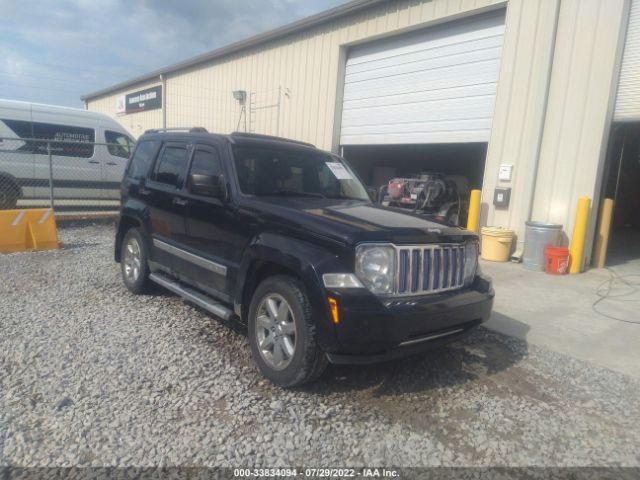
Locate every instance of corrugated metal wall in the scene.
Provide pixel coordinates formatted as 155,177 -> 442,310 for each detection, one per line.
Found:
482,0 -> 560,248
531,0 -> 629,267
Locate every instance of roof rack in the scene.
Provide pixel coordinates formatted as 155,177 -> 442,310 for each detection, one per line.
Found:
144,127 -> 208,134
230,132 -> 315,148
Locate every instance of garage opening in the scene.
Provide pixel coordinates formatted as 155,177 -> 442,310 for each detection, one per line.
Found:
343,143 -> 487,223
599,123 -> 640,266
338,10 -> 505,225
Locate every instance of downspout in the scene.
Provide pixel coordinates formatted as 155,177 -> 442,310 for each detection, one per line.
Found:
160,74 -> 167,129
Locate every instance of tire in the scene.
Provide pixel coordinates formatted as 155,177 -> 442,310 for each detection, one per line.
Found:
120,227 -> 153,294
248,275 -> 328,387
0,182 -> 19,210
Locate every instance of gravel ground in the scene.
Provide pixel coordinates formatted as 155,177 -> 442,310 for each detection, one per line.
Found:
1,224 -> 639,468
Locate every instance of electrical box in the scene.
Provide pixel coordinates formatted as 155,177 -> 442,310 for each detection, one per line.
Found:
498,164 -> 513,182
493,187 -> 511,208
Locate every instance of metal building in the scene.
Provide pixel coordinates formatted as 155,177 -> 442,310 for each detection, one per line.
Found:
82,0 -> 640,270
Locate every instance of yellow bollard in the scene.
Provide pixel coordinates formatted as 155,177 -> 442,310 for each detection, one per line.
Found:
467,189 -> 481,233
569,197 -> 591,274
593,198 -> 614,268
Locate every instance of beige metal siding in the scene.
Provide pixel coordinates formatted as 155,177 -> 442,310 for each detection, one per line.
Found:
482,0 -> 560,248
531,0 -> 629,269
87,0 -> 504,149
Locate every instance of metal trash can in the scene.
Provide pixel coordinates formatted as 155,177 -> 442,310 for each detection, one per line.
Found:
523,221 -> 562,271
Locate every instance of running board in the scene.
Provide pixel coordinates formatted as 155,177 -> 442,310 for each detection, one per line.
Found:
149,272 -> 235,321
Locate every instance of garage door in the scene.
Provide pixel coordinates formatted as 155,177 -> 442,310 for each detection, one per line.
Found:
340,11 -> 505,145
615,0 -> 640,121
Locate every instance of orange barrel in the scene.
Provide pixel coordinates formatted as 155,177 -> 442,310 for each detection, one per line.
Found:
544,246 -> 570,275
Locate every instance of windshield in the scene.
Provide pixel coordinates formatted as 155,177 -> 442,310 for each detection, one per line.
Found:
232,145 -> 370,201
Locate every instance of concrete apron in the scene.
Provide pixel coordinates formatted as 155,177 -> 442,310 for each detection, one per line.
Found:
481,257 -> 640,378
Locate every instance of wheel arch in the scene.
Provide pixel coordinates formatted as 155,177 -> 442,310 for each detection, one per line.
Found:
235,233 -> 345,352
114,215 -> 143,262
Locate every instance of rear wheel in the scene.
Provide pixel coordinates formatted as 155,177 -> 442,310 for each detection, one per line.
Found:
120,227 -> 152,294
0,182 -> 19,210
248,275 -> 327,387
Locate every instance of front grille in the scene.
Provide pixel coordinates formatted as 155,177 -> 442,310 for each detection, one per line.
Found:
396,245 -> 465,295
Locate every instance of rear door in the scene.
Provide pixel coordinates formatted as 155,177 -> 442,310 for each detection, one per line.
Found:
145,141 -> 191,271
179,142 -> 234,300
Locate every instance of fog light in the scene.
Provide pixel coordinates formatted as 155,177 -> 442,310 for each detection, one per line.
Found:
328,297 -> 339,325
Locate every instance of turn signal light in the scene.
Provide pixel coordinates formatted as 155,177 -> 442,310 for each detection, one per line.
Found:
328,297 -> 339,325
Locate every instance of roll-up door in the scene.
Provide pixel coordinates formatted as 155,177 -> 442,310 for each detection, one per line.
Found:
615,0 -> 640,121
340,11 -> 505,145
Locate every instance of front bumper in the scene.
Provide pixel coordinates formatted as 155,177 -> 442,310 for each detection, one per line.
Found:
324,274 -> 494,364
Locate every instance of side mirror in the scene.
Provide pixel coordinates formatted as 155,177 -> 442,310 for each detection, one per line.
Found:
190,173 -> 227,200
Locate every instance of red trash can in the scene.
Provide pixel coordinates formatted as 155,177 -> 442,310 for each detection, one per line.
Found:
544,246 -> 570,275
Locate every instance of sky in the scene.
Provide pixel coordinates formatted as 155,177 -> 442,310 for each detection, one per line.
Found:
0,0 -> 347,108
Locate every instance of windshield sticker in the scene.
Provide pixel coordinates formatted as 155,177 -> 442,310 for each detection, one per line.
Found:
325,162 -> 353,180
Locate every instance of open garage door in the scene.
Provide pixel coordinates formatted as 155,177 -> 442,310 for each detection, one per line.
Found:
339,11 -> 505,146
614,0 -> 640,121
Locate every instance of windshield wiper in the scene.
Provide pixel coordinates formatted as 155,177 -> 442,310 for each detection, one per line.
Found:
256,189 -> 326,199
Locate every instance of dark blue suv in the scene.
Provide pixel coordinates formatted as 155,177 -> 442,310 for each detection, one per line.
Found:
115,128 -> 494,387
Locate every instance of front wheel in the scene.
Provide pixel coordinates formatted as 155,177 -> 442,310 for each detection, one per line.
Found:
248,275 -> 327,387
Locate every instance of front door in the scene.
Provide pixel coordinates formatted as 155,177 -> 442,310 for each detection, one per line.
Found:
145,141 -> 190,271
180,143 -> 237,301
103,129 -> 135,200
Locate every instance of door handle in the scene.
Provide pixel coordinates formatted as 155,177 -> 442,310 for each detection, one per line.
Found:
88,160 -> 99,164
173,197 -> 189,206
139,187 -> 151,196
106,162 -> 117,166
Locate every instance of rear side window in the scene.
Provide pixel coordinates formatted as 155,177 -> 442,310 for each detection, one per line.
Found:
127,140 -> 158,180
32,122 -> 95,158
153,145 -> 189,187
105,130 -> 134,159
189,148 -> 222,178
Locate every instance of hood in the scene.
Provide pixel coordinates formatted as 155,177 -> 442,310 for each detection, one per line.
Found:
245,197 -> 475,246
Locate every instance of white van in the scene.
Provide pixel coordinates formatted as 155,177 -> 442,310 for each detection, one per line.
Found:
0,99 -> 135,209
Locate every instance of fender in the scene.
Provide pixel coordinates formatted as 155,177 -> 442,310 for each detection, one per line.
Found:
235,232 -> 351,353
114,199 -> 153,262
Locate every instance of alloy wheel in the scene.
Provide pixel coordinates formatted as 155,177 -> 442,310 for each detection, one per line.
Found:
255,293 -> 297,370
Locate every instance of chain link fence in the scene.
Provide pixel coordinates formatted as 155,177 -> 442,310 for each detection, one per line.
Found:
0,136 -> 132,215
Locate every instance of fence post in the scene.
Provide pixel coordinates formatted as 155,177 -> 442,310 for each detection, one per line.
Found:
47,141 -> 54,210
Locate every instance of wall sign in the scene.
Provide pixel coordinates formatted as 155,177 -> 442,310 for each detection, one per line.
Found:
124,85 -> 162,114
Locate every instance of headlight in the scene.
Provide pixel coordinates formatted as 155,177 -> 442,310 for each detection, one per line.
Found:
463,241 -> 479,285
355,244 -> 396,294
